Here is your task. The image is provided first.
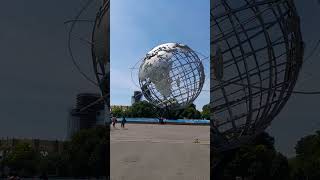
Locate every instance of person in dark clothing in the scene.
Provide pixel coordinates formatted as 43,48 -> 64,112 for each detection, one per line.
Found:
112,116 -> 117,128
121,116 -> 127,128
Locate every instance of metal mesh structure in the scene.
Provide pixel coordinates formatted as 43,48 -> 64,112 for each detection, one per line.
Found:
66,0 -> 109,114
139,43 -> 205,109
92,0 -> 109,98
210,0 -> 304,151
92,0 -> 110,121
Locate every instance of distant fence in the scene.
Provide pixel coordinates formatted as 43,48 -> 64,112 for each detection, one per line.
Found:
115,118 -> 210,125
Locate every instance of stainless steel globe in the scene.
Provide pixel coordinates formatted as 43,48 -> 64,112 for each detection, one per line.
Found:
139,43 -> 205,110
211,0 -> 304,152
91,0 -> 110,121
92,0 -> 109,96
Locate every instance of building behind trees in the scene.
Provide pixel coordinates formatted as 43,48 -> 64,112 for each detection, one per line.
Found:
67,93 -> 105,140
131,91 -> 143,105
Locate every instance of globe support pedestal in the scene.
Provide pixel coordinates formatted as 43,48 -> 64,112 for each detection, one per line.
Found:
155,106 -> 185,124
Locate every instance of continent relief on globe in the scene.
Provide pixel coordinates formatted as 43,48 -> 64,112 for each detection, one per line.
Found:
139,43 -> 188,99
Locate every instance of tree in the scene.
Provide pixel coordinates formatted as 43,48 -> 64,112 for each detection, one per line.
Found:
120,101 -> 205,119
215,132 -> 290,180
128,101 -> 157,118
2,142 -> 38,177
180,104 -> 201,119
111,106 -> 124,117
65,126 -> 108,178
290,131 -> 320,180
160,108 -> 182,119
201,104 -> 210,119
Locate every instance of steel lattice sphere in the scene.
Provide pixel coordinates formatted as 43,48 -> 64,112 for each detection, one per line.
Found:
139,43 -> 205,109
91,0 -> 110,121
211,0 -> 304,151
92,1 -> 109,92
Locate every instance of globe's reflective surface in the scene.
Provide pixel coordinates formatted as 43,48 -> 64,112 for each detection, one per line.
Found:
139,43 -> 205,109
211,0 -> 304,151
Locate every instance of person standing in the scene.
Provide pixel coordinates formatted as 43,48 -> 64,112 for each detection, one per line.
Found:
121,116 -> 127,128
112,116 -> 117,128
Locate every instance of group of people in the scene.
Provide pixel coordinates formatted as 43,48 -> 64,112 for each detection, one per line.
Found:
111,116 -> 126,128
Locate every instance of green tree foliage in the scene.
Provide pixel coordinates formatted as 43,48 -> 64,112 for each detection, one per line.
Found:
111,106 -> 124,117
290,131 -> 320,180
159,108 -> 181,119
127,101 -> 157,118
2,142 -> 38,177
65,126 -> 108,178
180,104 -> 201,119
201,104 -> 210,119
0,142 -> 71,177
215,132 -> 290,180
113,101 -> 205,119
38,152 -> 58,176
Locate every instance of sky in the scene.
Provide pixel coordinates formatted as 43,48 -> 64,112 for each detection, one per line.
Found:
0,0 -> 319,157
0,0 -> 101,140
267,0 -> 320,157
110,0 -> 210,110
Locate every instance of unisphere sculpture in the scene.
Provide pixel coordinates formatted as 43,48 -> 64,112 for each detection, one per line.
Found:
211,0 -> 304,152
139,43 -> 205,110
66,2 -> 110,177
66,0 -> 109,115
91,0 -> 110,121
92,1 -> 109,98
